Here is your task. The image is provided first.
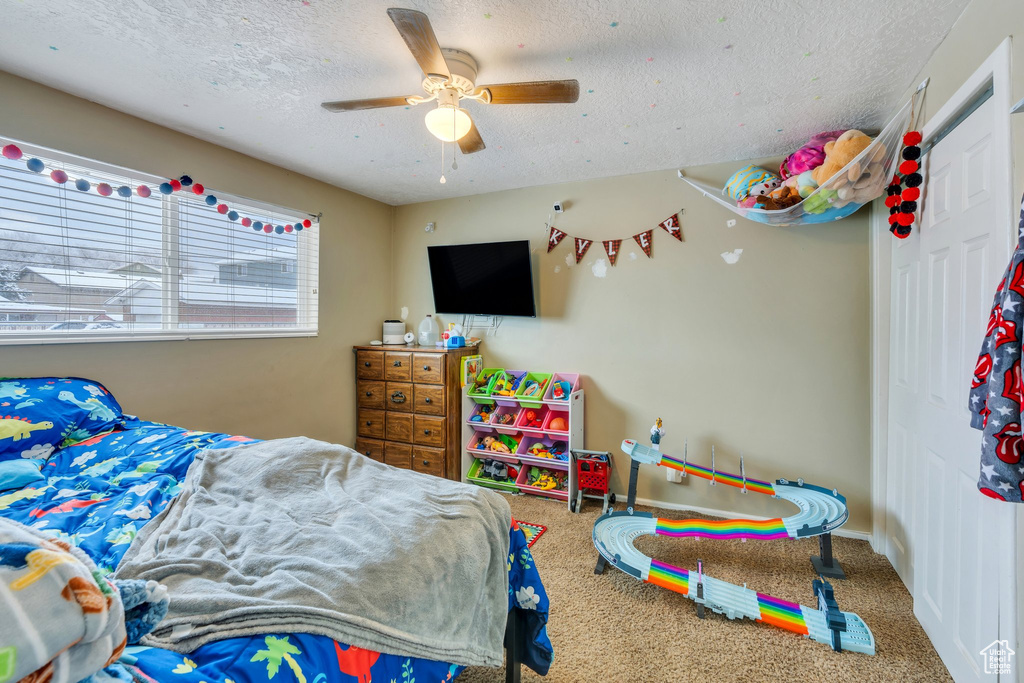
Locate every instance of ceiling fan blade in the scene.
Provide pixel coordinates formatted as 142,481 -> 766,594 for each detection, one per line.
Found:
387,8 -> 451,80
475,80 -> 580,105
321,96 -> 414,112
458,119 -> 485,154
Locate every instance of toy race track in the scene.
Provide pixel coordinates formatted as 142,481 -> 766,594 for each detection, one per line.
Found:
592,439 -> 875,655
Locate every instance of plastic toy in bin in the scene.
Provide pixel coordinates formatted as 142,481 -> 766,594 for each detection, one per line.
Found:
571,449 -> 614,514
527,466 -> 567,491
479,435 -> 511,453
480,458 -> 517,483
527,440 -> 568,461
551,380 -> 571,400
521,409 -> 544,429
491,375 -> 514,396
494,412 -> 516,426
520,378 -> 547,398
471,407 -> 493,423
548,416 -> 568,432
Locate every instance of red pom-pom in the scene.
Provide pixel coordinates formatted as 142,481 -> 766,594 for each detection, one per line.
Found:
893,227 -> 912,239
169,179 -> 182,191
884,195 -> 899,208
896,212 -> 915,226
241,217 -> 252,227
891,174 -> 901,185
50,169 -> 68,184
888,214 -> 898,225
903,131 -> 922,146
217,204 -> 228,214
192,183 -> 204,195
899,160 -> 919,175
97,183 -> 113,196
901,187 -> 920,201
263,225 -> 273,233
137,185 -> 151,198
285,224 -> 294,233
2,144 -> 23,160
302,219 -> 312,228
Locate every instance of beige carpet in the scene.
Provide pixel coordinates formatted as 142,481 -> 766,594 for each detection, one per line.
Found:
458,495 -> 952,683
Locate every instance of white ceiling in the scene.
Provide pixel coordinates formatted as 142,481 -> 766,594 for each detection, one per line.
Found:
0,0 -> 968,205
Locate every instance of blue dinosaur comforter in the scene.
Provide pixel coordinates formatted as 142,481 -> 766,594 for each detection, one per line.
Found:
0,418 -> 553,682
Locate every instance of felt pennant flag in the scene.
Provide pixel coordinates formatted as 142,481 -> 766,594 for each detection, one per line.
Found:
659,212 -> 683,241
547,226 -> 567,253
574,237 -> 593,263
633,229 -> 653,258
603,239 -> 622,265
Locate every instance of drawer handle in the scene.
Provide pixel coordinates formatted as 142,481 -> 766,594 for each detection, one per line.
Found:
365,391 -> 372,397
365,421 -> 372,426
391,391 -> 407,404
393,360 -> 402,367
363,361 -> 371,367
422,459 -> 429,466
364,451 -> 371,456
423,429 -> 431,435
424,397 -> 431,404
422,365 -> 430,370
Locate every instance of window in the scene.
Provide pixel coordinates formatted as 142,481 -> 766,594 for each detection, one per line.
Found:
0,139 -> 319,343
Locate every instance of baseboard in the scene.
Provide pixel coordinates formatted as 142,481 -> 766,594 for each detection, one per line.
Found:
630,495 -> 873,543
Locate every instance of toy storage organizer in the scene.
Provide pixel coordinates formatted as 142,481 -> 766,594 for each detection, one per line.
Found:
461,371 -> 583,509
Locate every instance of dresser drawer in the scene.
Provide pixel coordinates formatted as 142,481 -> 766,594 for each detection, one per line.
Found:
384,442 -> 412,469
385,382 -> 413,412
414,415 -> 445,448
412,446 -> 444,477
385,352 -> 412,381
354,438 -> 384,462
357,380 -> 385,409
356,350 -> 384,380
357,409 -> 384,439
386,412 -> 414,443
413,353 -> 444,384
413,384 -> 444,416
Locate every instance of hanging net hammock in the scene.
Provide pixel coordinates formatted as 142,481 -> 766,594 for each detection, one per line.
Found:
678,98 -> 915,226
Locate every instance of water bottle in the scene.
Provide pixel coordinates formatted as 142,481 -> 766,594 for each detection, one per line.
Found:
417,314 -> 440,346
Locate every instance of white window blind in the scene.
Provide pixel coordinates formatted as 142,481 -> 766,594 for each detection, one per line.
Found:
0,140 -> 319,344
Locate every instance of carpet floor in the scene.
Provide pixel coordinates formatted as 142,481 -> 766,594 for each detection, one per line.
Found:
458,494 -> 952,683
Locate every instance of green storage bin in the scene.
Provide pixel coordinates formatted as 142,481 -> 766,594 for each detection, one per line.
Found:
515,372 -> 552,409
467,368 -> 505,405
467,457 -> 520,494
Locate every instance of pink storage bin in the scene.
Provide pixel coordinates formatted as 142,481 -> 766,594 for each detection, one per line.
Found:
490,405 -> 521,435
493,370 -> 526,407
514,405 -> 549,433
466,403 -> 496,432
516,435 -> 570,470
543,372 -> 580,410
467,431 -> 520,464
542,410 -> 569,435
516,464 -> 569,501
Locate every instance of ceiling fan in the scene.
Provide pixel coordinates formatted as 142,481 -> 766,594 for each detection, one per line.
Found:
321,8 -> 580,154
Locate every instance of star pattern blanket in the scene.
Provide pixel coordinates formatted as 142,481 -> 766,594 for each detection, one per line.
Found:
969,191 -> 1024,503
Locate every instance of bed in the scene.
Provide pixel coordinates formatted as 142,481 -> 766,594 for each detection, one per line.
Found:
0,377 -> 552,682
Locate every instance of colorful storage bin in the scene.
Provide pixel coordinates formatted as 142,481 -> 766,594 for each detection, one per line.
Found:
543,372 -> 579,410
468,368 -> 504,405
516,464 -> 569,501
514,372 -> 552,409
517,435 -> 570,470
514,405 -> 550,432
467,431 -> 521,464
467,403 -> 496,432
490,405 -> 521,435
467,457 -> 520,494
493,370 -> 527,407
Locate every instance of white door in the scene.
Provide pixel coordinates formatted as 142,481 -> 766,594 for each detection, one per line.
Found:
887,93 -> 1016,682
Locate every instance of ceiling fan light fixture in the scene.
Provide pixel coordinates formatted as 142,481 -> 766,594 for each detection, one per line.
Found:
425,104 -> 472,142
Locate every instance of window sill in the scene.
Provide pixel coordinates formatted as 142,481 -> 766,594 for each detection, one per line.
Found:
0,328 -> 318,346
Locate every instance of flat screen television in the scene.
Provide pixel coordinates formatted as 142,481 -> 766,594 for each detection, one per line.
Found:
427,240 -> 536,317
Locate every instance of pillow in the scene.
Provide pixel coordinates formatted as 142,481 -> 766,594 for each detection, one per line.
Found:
0,377 -> 124,461
0,458 -> 44,492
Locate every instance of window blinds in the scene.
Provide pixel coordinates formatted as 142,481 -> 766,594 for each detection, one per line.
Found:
0,140 -> 319,343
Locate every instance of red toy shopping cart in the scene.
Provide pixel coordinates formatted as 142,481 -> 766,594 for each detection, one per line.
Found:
570,449 -> 615,514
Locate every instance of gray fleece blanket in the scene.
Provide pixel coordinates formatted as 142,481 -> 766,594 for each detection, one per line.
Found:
114,436 -> 512,666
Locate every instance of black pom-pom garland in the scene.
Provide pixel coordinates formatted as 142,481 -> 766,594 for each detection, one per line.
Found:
887,131 -> 923,239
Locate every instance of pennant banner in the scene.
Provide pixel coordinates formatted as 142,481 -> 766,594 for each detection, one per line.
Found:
633,229 -> 653,258
658,212 -> 683,241
547,226 -> 567,253
603,239 -> 622,266
574,237 -> 593,263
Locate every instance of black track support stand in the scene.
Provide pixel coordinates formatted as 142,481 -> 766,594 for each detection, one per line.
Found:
504,608 -> 523,683
594,554 -> 607,575
594,460 -> 641,575
810,532 -> 847,580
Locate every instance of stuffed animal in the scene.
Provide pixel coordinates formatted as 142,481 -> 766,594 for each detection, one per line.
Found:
811,130 -> 872,187
779,130 -> 845,179
482,435 -> 511,453
724,165 -> 781,204
795,170 -> 819,198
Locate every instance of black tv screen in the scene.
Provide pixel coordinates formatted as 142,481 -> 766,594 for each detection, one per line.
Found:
427,240 -> 536,317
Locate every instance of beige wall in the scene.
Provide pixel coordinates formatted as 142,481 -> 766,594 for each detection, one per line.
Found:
393,163 -> 873,532
0,71 -> 393,445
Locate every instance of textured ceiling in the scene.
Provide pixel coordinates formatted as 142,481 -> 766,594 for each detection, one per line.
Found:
0,0 -> 968,205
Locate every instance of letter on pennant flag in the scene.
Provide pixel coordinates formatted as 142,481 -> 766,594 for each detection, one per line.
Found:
603,239 -> 622,266
574,237 -> 592,263
633,229 -> 653,258
547,226 -> 567,253
659,212 -> 683,241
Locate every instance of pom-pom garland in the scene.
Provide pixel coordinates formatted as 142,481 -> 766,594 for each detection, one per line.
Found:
2,141 -> 315,237
888,130 -> 923,239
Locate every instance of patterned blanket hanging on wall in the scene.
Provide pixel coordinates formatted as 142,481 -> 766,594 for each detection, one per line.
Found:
969,191 -> 1024,503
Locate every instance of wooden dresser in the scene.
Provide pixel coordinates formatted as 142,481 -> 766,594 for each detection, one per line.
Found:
353,344 -> 475,481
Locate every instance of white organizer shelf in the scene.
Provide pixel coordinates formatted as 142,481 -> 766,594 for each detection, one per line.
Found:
461,373 -> 584,510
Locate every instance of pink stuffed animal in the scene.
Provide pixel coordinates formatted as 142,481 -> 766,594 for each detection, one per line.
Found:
779,130 -> 846,179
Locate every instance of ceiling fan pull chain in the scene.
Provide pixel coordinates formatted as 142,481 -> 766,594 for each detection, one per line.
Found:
439,138 -> 447,184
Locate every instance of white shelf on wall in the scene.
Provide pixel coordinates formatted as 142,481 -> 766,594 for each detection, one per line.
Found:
461,378 -> 584,511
